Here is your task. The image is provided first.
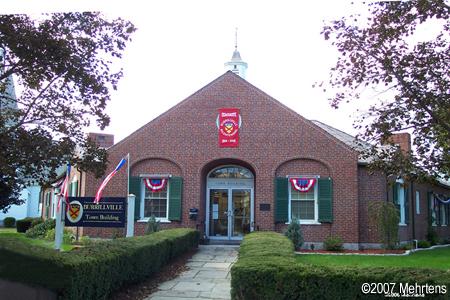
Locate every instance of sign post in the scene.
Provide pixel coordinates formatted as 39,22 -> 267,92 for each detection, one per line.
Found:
126,194 -> 135,237
54,200 -> 64,250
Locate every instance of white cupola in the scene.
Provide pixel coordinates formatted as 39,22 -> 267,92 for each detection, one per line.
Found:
224,29 -> 248,79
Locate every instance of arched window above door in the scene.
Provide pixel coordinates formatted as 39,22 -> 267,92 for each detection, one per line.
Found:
208,165 -> 253,179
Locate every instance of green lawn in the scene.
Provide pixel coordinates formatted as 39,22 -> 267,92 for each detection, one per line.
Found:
0,227 -> 74,251
296,246 -> 450,270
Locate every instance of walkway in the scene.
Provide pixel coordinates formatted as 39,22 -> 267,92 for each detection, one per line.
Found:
145,245 -> 239,300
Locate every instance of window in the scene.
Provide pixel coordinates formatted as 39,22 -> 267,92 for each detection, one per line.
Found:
289,180 -> 318,223
415,191 -> 420,215
142,183 -> 169,219
440,203 -> 447,226
209,166 -> 253,179
394,181 -> 406,225
430,193 -> 437,226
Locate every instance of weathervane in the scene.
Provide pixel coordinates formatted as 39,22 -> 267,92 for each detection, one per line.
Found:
235,27 -> 238,50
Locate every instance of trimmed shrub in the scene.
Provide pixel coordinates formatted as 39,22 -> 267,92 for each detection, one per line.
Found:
418,240 -> 431,248
16,218 -> 33,233
426,227 -> 439,246
284,218 -> 303,249
25,219 -> 56,239
231,232 -> 450,300
323,235 -> 343,251
31,217 -> 44,228
0,228 -> 199,299
145,215 -> 160,234
3,217 -> 16,228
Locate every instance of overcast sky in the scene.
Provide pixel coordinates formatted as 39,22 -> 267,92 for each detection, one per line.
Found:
5,0 -> 381,143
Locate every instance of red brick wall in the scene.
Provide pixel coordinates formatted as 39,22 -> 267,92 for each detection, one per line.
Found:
84,71 -> 359,241
357,167 -> 387,243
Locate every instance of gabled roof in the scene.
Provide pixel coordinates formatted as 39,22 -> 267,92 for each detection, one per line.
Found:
111,71 -> 358,155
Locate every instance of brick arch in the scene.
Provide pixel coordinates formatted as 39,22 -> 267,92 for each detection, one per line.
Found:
275,157 -> 331,177
130,157 -> 183,177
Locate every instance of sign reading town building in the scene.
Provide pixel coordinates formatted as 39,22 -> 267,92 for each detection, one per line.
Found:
217,108 -> 241,147
65,197 -> 126,228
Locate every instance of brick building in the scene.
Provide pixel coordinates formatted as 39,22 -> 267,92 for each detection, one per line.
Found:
84,69 -> 449,248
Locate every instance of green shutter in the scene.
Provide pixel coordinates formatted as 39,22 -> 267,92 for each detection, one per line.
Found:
274,177 -> 289,222
73,181 -> 78,197
404,186 -> 409,224
427,191 -> 433,226
129,176 -> 141,220
168,177 -> 182,221
318,177 -> 333,223
393,183 -> 399,205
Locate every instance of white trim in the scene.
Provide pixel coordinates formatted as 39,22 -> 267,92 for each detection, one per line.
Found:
139,179 -> 170,220
139,174 -> 172,178
137,218 -> 171,223
415,191 -> 420,215
288,180 -> 319,223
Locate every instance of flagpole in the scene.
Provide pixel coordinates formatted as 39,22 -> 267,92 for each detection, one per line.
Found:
127,153 -> 130,197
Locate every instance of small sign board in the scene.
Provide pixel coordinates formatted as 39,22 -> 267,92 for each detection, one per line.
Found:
65,197 -> 126,228
259,203 -> 271,211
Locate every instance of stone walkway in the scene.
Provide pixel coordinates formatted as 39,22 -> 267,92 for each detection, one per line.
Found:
145,245 -> 239,300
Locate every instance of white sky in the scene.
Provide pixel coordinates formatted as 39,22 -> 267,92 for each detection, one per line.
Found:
4,0 -> 381,143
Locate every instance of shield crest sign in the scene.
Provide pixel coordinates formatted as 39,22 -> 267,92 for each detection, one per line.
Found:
66,200 -> 83,223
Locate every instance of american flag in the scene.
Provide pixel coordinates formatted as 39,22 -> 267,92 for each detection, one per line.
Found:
94,157 -> 127,204
57,164 -> 71,212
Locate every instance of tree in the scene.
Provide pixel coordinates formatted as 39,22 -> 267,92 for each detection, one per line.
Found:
320,0 -> 449,181
0,12 -> 136,212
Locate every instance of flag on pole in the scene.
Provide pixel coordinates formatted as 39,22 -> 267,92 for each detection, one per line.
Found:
57,163 -> 71,212
94,157 -> 127,204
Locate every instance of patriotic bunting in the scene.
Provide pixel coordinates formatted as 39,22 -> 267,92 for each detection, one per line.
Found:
94,157 -> 127,204
57,164 -> 71,212
144,178 -> 168,192
290,178 -> 316,192
435,194 -> 450,205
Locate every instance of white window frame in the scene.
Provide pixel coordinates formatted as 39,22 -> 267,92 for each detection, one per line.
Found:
288,180 -> 320,225
139,180 -> 171,223
396,179 -> 406,226
440,202 -> 447,226
415,191 -> 420,215
70,175 -> 78,197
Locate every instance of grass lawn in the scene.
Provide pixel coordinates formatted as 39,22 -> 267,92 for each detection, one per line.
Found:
0,227 -> 74,251
296,246 -> 450,270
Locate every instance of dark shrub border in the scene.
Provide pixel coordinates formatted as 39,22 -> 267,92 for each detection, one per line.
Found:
231,232 -> 450,300
0,228 -> 199,299
3,217 -> 16,228
16,218 -> 33,232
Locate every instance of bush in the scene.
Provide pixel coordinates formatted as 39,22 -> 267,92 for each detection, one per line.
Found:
145,215 -> 160,234
369,201 -> 399,249
0,228 -> 199,299
16,218 -> 33,233
31,217 -> 44,228
25,219 -> 56,238
418,240 -> 431,248
426,227 -> 439,245
3,217 -> 16,228
323,235 -> 344,251
284,218 -> 303,249
231,232 -> 450,300
45,228 -> 76,244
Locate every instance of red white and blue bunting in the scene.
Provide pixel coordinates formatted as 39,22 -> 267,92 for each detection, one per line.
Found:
289,178 -> 316,192
435,194 -> 450,205
144,178 -> 168,192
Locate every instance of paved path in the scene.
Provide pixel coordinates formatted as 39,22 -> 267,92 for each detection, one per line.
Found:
145,245 -> 239,300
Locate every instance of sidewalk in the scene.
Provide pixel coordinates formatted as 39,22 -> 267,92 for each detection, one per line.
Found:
145,245 -> 239,300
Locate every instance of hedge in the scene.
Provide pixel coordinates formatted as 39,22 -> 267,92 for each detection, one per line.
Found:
16,218 -> 33,232
0,228 -> 199,299
3,217 -> 15,228
231,232 -> 450,300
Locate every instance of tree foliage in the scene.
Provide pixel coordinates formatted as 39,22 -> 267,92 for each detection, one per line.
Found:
369,201 -> 399,249
0,12 -> 135,212
320,0 -> 449,181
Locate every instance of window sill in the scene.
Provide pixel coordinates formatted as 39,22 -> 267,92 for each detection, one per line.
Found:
399,223 -> 407,226
137,218 -> 171,223
286,221 -> 321,225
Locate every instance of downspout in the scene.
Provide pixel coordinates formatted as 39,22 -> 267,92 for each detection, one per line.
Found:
411,180 -> 416,240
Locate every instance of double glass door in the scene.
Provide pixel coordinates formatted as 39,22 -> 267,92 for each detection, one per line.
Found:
209,188 -> 251,239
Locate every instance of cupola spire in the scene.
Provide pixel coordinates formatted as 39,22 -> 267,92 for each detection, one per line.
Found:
224,28 -> 248,79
